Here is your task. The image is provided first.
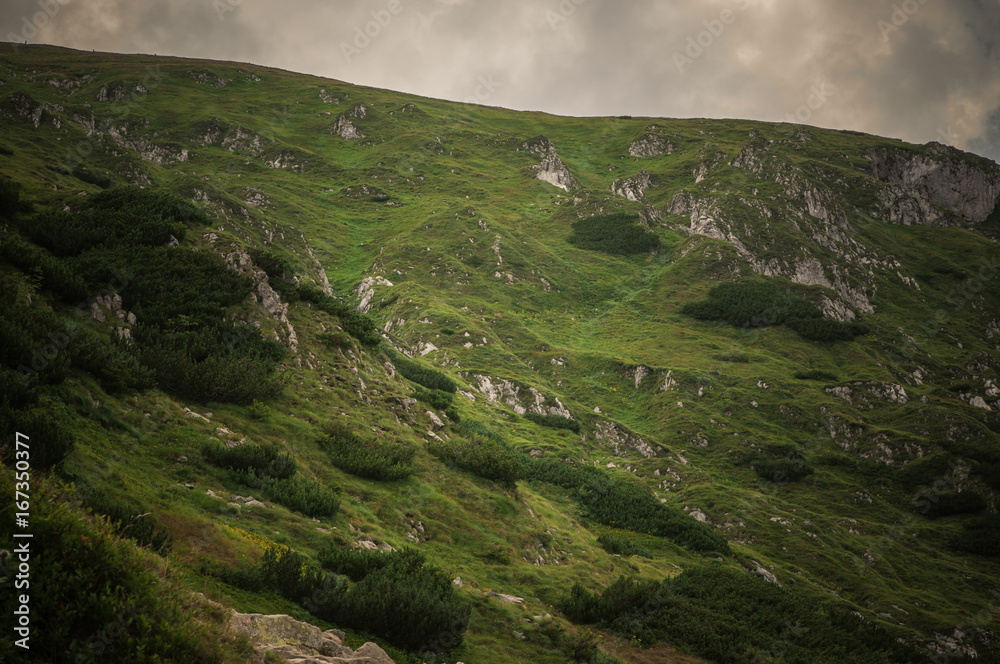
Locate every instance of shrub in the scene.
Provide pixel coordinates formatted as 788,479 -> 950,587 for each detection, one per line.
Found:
597,532 -> 651,558
918,491 -> 986,518
236,470 -> 340,517
949,515 -> 1000,556
383,347 -> 456,392
562,566 -> 927,664
524,412 -> 581,433
319,331 -> 353,349
299,285 -> 381,346
0,407 -> 76,471
681,281 -> 867,342
568,212 -> 660,255
526,459 -> 729,554
318,422 -> 415,481
752,454 -> 814,483
0,174 -> 20,218
72,165 -> 113,189
226,545 -> 469,654
203,441 -> 296,480
412,387 -> 454,410
793,369 -> 838,381
83,488 -> 171,553
0,471 -> 236,663
428,429 -> 528,486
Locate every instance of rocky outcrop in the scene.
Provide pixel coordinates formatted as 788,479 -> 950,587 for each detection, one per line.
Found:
229,611 -> 395,664
333,115 -> 364,140
611,169 -> 653,201
825,382 -> 908,409
866,142 -> 1000,225
628,133 -> 672,157
461,372 -> 573,418
356,276 -> 393,313
519,137 -> 579,191
1,91 -> 63,129
592,420 -> 659,458
222,245 -> 299,351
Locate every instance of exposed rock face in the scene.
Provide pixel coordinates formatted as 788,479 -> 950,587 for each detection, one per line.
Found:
224,246 -> 299,351
2,91 -> 63,128
356,276 -> 393,313
592,420 -> 659,458
333,114 -> 364,140
628,133 -> 672,157
825,382 -> 908,409
611,169 -> 653,201
866,142 -> 1000,224
229,611 -> 395,664
461,372 -> 573,418
520,137 -> 579,191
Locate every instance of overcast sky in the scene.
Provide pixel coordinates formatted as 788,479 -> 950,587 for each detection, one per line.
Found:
3,0 -> 1000,161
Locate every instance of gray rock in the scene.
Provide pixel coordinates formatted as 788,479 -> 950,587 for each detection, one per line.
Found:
628,133 -> 672,157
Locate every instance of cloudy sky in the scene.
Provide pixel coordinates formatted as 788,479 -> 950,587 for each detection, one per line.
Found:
3,0 -> 1000,161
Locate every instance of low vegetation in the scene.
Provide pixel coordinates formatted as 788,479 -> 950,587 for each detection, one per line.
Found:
567,212 -> 660,255
681,281 -> 868,341
318,422 -> 416,481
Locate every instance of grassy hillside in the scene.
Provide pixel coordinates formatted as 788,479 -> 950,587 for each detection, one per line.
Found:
0,44 -> 998,663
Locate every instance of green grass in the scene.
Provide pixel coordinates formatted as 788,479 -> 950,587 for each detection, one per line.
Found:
0,43 -> 998,663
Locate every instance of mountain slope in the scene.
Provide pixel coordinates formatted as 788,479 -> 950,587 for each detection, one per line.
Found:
1,44 -> 999,664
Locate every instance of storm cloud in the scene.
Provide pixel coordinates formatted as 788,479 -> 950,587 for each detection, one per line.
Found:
3,0 -> 999,160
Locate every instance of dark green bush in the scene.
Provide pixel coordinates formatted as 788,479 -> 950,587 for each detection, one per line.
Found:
234,470 -> 340,517
978,460 -> 1000,491
568,212 -> 660,255
203,441 -> 296,480
428,426 -> 528,486
21,186 -> 202,257
319,331 -> 353,349
524,412 -> 581,433
3,186 -> 286,405
318,544 -> 395,580
562,566 -> 928,664
299,285 -> 381,346
752,454 -> 814,483
793,369 -> 838,381
318,422 -> 415,481
383,346 -> 456,392
72,165 -> 113,189
0,174 -> 20,218
681,281 -> 867,341
0,406 -> 75,471
949,515 -> 1000,556
526,459 -> 728,554
83,488 -> 171,553
597,532 -> 651,558
917,491 -> 986,517
223,546 -> 469,654
412,387 -> 454,410
0,473 -> 236,664
0,233 -> 89,301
